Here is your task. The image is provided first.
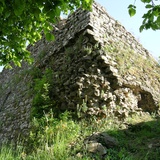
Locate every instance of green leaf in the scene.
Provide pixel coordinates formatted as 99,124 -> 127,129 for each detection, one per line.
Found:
45,32 -> 55,41
33,8 -> 41,19
153,8 -> 159,17
157,16 -> 160,23
14,60 -> 21,67
0,6 -> 4,14
142,18 -> 147,24
4,12 -> 11,18
145,22 -> 151,29
128,8 -> 136,17
145,4 -> 153,9
149,14 -> 154,22
128,4 -> 136,9
142,13 -> 149,18
141,0 -> 151,3
14,0 -> 26,16
151,23 -> 158,30
139,25 -> 145,32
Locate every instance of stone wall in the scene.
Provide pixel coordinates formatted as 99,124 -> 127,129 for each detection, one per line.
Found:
0,2 -> 160,144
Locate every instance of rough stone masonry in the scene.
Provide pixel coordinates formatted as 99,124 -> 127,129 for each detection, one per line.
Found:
0,2 -> 160,144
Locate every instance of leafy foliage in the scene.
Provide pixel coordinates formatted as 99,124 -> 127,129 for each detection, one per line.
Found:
31,68 -> 55,118
128,0 -> 160,32
128,4 -> 136,17
0,0 -> 93,66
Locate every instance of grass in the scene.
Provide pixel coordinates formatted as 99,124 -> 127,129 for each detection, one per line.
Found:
1,111 -> 160,160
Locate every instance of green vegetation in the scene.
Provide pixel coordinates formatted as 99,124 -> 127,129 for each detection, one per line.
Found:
1,111 -> 160,160
0,0 -> 93,67
128,0 -> 160,32
31,68 -> 55,118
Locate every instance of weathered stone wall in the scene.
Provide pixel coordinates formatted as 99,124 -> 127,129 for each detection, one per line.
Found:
0,2 -> 160,144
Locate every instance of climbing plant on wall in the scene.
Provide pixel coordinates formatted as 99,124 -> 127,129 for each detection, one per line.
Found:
31,68 -> 55,118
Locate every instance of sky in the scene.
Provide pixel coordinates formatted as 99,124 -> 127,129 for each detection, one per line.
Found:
0,0 -> 160,72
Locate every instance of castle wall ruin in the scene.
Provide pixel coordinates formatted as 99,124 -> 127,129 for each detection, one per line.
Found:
0,2 -> 160,144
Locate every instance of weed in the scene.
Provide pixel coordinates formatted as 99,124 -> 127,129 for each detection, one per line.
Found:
31,68 -> 55,118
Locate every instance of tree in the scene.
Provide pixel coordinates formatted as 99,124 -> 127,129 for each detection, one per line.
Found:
0,0 -> 93,67
128,0 -> 160,32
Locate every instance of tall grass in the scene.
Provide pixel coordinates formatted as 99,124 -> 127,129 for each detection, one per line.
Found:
1,112 -> 160,160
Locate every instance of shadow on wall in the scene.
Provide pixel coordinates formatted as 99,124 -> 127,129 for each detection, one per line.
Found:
138,91 -> 158,113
